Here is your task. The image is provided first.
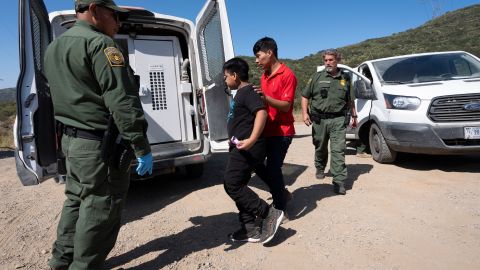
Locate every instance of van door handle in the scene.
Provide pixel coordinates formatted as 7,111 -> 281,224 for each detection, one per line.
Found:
139,85 -> 149,96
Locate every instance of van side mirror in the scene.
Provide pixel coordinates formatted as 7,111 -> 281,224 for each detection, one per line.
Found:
354,80 -> 376,100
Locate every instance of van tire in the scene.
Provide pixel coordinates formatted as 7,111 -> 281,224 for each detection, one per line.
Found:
185,163 -> 204,178
369,123 -> 397,163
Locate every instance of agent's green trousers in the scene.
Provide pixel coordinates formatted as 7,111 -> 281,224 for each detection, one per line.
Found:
49,135 -> 130,270
312,117 -> 347,184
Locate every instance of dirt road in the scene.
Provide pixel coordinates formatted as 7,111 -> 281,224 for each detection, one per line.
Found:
1,124 -> 479,270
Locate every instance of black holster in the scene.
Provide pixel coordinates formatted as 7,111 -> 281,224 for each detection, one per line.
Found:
344,111 -> 351,127
309,112 -> 322,124
55,121 -> 67,175
101,115 -> 135,171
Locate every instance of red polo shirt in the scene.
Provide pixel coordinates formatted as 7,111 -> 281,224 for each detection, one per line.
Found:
261,63 -> 297,137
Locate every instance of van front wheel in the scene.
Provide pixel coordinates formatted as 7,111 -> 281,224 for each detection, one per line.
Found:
369,123 -> 397,163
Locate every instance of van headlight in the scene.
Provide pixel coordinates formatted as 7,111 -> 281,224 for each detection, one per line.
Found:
384,94 -> 421,110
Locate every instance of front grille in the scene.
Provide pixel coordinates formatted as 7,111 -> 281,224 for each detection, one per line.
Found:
428,93 -> 480,122
443,139 -> 480,146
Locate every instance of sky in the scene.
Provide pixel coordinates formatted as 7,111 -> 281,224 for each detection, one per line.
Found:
0,0 -> 479,89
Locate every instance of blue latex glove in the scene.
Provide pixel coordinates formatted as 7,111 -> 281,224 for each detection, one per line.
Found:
136,153 -> 153,176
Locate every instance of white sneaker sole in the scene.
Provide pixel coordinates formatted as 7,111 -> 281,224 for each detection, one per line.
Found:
229,234 -> 261,243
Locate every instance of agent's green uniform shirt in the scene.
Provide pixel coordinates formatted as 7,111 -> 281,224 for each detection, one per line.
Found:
44,20 -> 150,157
301,68 -> 354,113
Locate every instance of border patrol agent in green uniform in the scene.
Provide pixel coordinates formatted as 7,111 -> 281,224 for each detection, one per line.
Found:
301,49 -> 358,195
44,1 -> 153,269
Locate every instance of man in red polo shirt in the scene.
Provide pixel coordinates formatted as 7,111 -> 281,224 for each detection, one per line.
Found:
252,37 -> 297,214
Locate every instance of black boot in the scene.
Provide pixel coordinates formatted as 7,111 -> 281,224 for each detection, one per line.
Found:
333,182 -> 346,195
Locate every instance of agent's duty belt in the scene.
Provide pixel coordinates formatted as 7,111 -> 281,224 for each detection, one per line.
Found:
63,125 -> 104,141
312,111 -> 346,119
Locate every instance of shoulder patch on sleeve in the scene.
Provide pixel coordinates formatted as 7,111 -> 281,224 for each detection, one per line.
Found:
104,47 -> 125,67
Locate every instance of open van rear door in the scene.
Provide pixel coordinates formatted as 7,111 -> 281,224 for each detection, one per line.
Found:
15,0 -> 57,185
195,0 -> 234,152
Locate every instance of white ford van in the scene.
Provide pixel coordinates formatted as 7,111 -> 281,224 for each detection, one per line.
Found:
15,0 -> 233,185
342,51 -> 480,163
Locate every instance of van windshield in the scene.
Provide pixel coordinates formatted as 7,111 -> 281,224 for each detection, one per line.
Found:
372,52 -> 480,84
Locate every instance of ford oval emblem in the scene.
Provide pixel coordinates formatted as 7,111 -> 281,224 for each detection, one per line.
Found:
463,102 -> 480,111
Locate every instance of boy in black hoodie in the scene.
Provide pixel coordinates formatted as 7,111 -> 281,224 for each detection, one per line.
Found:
223,57 -> 284,244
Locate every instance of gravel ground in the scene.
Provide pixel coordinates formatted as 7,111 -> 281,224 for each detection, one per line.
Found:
0,124 -> 479,270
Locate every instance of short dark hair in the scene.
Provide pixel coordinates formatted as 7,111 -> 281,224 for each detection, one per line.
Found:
253,37 -> 278,59
223,57 -> 249,82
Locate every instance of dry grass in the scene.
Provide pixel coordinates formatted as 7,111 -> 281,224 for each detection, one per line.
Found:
0,116 -> 14,149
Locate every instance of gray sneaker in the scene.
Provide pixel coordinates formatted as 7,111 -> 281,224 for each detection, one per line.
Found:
260,205 -> 284,244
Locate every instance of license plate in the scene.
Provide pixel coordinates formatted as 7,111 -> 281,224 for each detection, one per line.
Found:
464,127 -> 480,139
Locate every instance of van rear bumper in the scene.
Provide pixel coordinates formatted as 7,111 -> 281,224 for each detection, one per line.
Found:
380,122 -> 480,155
131,139 -> 210,179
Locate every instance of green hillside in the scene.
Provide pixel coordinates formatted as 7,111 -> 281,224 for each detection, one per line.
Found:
0,87 -> 15,103
241,4 -> 480,110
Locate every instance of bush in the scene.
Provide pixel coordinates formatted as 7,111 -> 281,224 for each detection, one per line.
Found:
0,102 -> 16,122
0,102 -> 15,149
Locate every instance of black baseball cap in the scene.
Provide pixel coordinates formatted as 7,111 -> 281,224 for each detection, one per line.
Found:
75,0 -> 129,13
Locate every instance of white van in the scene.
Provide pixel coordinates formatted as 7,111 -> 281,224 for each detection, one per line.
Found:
341,51 -> 480,163
15,0 -> 233,185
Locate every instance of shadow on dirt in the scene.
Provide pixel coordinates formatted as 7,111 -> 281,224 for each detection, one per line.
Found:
393,153 -> 480,173
345,140 -> 480,173
0,150 -> 14,159
249,162 -> 308,192
115,152 -> 303,268
286,163 -> 373,220
106,212 -> 297,269
107,212 -> 236,269
124,156 -> 309,226
293,134 -> 311,139
123,153 -> 229,225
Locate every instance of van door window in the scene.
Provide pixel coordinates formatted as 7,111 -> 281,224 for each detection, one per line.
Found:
197,5 -> 225,85
25,0 -> 56,167
359,65 -> 373,82
195,0 -> 233,146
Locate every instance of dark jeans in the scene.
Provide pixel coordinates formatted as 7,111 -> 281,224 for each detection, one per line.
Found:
224,139 -> 269,226
254,136 -> 292,211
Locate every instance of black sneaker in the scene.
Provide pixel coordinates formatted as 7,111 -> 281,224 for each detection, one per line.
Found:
333,182 -> 346,195
260,205 -> 284,244
229,226 -> 261,243
316,168 -> 325,179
